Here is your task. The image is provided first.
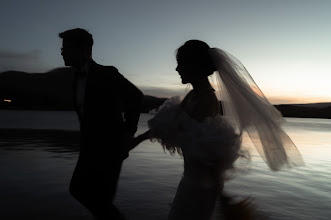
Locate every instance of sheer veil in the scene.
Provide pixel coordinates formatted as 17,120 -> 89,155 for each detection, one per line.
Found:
209,48 -> 303,171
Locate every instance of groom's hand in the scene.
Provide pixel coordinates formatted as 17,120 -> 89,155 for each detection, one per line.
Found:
122,130 -> 151,152
121,132 -> 136,152
132,130 -> 151,149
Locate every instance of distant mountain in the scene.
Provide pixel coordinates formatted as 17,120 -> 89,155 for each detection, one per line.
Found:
291,102 -> 331,108
274,104 -> 331,119
0,68 -> 166,112
0,68 -> 75,110
0,68 -> 330,118
141,95 -> 167,113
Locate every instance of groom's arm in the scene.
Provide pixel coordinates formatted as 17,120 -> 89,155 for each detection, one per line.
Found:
109,67 -> 144,136
123,81 -> 144,136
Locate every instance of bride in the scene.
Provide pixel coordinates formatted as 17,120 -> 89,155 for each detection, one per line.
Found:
133,40 -> 303,219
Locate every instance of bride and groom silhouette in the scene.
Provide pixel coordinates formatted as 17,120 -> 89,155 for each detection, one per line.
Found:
59,28 -> 303,220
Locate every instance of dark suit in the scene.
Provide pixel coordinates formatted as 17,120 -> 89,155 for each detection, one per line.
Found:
69,60 -> 143,219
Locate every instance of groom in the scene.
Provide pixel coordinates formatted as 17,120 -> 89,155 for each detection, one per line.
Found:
59,28 -> 143,219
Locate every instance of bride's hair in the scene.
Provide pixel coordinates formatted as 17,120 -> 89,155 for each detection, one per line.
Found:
176,40 -> 216,77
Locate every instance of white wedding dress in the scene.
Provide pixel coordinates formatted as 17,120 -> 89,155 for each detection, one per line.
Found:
145,47 -> 303,219
148,90 -> 241,220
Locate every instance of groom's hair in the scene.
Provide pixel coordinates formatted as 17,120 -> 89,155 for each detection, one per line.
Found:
59,28 -> 93,55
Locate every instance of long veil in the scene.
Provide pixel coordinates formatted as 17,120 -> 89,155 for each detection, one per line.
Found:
209,48 -> 303,171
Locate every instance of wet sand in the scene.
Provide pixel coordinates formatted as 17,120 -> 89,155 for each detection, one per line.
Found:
0,129 -> 173,220
0,129 -> 93,219
1,116 -> 331,220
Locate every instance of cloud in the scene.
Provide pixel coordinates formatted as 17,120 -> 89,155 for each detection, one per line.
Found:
140,85 -> 189,98
0,49 -> 48,73
268,96 -> 331,105
0,50 -> 41,60
140,85 -> 322,104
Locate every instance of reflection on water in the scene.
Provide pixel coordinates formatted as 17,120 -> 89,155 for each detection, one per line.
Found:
0,114 -> 330,219
0,129 -> 80,154
0,129 -> 86,219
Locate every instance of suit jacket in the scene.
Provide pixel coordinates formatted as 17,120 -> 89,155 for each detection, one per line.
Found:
73,60 -> 143,159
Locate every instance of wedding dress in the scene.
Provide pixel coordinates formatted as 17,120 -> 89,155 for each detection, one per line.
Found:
147,48 -> 303,219
148,92 -> 241,219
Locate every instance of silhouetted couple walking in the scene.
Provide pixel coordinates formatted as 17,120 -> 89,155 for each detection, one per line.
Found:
59,28 -> 302,220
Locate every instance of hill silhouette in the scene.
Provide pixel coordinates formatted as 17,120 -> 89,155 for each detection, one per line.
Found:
0,68 -> 330,118
274,104 -> 331,119
0,68 -> 167,112
0,68 -> 74,110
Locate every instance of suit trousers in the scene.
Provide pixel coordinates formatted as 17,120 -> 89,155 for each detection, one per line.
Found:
69,152 -> 124,219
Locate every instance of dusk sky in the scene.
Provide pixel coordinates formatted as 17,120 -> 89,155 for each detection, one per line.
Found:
1,0 -> 330,104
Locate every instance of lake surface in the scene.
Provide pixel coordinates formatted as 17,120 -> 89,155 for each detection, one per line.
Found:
0,110 -> 330,219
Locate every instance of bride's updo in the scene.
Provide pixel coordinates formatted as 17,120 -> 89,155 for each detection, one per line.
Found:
176,40 -> 217,77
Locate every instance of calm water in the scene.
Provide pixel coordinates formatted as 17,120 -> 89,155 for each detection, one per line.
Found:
0,110 -> 330,219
